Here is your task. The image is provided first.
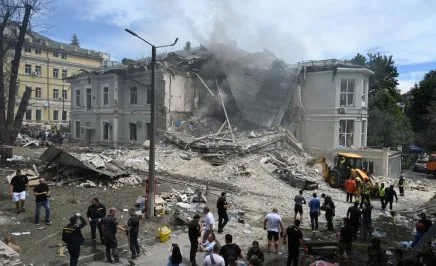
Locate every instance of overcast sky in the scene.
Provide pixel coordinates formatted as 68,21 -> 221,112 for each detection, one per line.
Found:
37,0 -> 436,93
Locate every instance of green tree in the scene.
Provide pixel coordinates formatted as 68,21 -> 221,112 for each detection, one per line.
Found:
71,33 -> 80,46
350,53 -> 414,147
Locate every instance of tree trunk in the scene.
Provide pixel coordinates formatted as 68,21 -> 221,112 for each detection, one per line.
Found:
6,4 -> 32,141
10,87 -> 31,143
0,10 -> 11,141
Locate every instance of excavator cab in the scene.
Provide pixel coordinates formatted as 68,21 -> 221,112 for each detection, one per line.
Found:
327,153 -> 369,188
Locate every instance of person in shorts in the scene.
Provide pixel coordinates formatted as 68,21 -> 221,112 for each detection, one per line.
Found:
9,168 -> 29,214
263,208 -> 283,253
294,190 -> 306,222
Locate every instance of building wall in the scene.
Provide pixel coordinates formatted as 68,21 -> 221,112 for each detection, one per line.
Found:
301,69 -> 369,152
16,35 -> 104,128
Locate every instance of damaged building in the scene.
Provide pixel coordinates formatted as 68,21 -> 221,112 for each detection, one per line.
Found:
67,45 -> 399,177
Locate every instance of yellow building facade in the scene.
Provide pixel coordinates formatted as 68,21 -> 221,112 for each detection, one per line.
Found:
16,31 -> 107,128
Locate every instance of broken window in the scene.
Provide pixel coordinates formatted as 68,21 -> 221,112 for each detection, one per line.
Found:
86,88 -> 92,110
75,121 -> 80,138
340,79 -> 355,107
36,110 -> 42,121
25,64 -> 31,75
103,122 -> 109,140
129,123 -> 137,141
53,110 -> 59,121
75,90 -> 81,106
361,120 -> 366,147
35,87 -> 42,98
130,87 -> 137,105
103,87 -> 109,105
25,109 -> 32,120
339,119 -> 354,147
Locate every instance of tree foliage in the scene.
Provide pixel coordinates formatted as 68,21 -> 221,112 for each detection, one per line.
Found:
406,70 -> 436,150
350,53 -> 414,147
71,33 -> 79,46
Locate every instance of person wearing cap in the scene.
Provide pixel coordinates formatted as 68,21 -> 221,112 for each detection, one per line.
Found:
398,175 -> 406,196
188,214 -> 201,266
217,192 -> 231,233
62,213 -> 87,266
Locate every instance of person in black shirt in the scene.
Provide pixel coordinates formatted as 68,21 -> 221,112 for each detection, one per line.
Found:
33,178 -> 51,225
101,208 -> 125,263
361,202 -> 373,240
188,214 -> 201,266
322,196 -> 335,231
338,218 -> 353,266
283,219 -> 303,266
247,241 -> 264,264
86,198 -> 106,245
385,185 -> 398,210
62,213 -> 87,266
347,201 -> 361,240
127,208 -> 140,259
219,234 -> 242,265
9,168 -> 29,214
217,192 -> 231,233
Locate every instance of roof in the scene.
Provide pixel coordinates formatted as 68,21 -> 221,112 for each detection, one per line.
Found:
338,152 -> 362,158
26,31 -> 106,60
299,59 -> 374,75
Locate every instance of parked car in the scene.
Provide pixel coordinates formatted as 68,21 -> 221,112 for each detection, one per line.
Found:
413,158 -> 428,172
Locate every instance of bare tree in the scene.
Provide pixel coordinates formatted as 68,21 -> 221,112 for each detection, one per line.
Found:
0,0 -> 52,160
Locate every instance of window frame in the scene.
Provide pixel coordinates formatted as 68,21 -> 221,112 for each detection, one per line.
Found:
339,119 -> 355,148
24,46 -> 31,53
62,89 -> 68,100
129,122 -> 137,141
102,121 -> 110,140
35,109 -> 42,121
53,89 -> 59,99
25,109 -> 32,120
53,68 -> 59,78
35,65 -> 42,76
35,87 -> 42,98
130,87 -> 138,105
62,110 -> 67,121
35,48 -> 42,55
62,69 -> 68,79
53,51 -> 59,57
75,90 -> 81,107
61,53 -> 68,59
86,88 -> 92,110
53,110 -> 59,121
25,64 -> 31,75
75,121 -> 81,138
103,87 -> 109,106
340,79 -> 356,107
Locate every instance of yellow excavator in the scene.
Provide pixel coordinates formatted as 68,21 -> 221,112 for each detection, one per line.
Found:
308,153 -> 373,188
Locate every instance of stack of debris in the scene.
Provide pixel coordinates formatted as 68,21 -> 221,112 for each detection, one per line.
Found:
160,188 -> 208,212
0,240 -> 21,266
15,133 -> 39,147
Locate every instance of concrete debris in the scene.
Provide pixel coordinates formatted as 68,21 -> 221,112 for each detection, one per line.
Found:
16,133 -> 40,147
143,140 -> 150,150
0,240 -> 21,266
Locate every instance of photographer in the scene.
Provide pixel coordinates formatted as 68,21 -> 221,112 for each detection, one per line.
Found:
62,213 -> 87,266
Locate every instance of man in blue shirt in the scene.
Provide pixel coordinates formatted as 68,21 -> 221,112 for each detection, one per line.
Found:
308,193 -> 320,232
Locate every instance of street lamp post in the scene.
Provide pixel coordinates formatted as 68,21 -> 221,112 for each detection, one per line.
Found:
125,28 -> 178,218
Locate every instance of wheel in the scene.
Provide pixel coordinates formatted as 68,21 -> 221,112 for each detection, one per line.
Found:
328,170 -> 340,188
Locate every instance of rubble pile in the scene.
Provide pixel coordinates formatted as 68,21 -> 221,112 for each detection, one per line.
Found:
0,240 -> 21,266
16,133 -> 39,147
160,187 -> 208,211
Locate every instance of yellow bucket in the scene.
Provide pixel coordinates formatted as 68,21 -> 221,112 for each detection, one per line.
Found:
158,225 -> 171,243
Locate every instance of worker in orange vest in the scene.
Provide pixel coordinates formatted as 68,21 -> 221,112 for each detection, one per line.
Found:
344,177 -> 357,203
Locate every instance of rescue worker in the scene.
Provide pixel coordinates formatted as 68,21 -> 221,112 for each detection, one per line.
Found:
367,238 -> 387,266
385,185 -> 398,211
378,183 -> 387,210
62,213 -> 87,266
344,177 -> 357,203
371,182 -> 380,198
101,208 -> 125,263
360,180 -> 371,208
322,195 -> 335,231
188,214 -> 202,266
86,198 -> 106,245
398,175 -> 406,196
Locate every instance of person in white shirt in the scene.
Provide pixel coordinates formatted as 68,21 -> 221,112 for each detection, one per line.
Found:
202,206 -> 215,244
263,208 -> 283,253
203,244 -> 225,266
200,233 -> 217,257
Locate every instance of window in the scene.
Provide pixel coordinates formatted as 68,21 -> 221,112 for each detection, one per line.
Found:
103,122 -> 109,140
35,65 -> 42,76
361,120 -> 366,147
25,64 -> 31,75
24,46 -> 31,53
62,111 -> 67,121
53,110 -> 59,121
363,160 -> 374,174
362,80 -> 367,107
339,119 -> 354,147
25,109 -> 32,120
25,86 -> 32,97
53,51 -> 59,57
103,87 -> 109,105
340,79 -> 355,107
146,89 -> 152,104
62,69 -> 67,79
35,48 -> 42,55
86,88 -> 92,110
62,89 -> 67,100
75,121 -> 80,138
61,53 -> 67,59
53,89 -> 59,99
129,123 -> 137,141
130,87 -> 137,104
53,68 -> 59,78
36,109 -> 42,121
35,87 -> 42,98
75,90 -> 81,106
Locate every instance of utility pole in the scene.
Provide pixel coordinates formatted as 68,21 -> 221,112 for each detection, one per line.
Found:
125,28 -> 178,218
